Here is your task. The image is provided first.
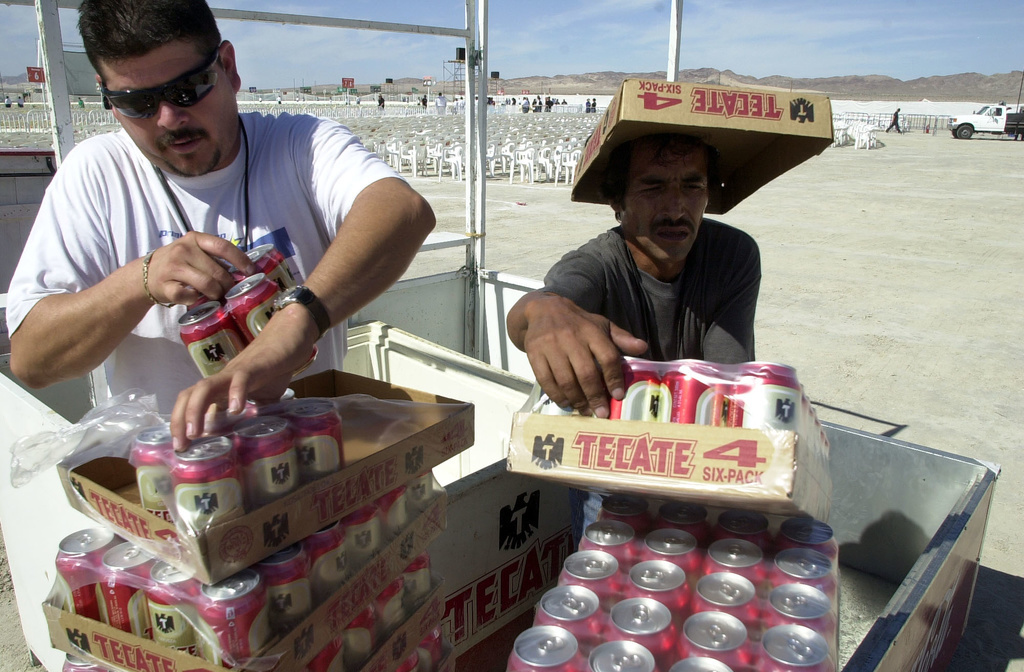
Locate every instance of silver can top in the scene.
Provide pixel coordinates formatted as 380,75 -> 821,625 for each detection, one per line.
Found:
59,528 -> 115,556
668,657 -> 736,672
286,398 -> 338,419
588,641 -> 656,672
562,550 -> 619,580
683,611 -> 747,652
512,625 -> 579,668
177,435 -> 233,462
225,272 -> 268,300
629,560 -> 687,593
135,424 -> 173,447
201,568 -> 262,601
177,301 -> 223,326
762,624 -> 831,666
658,501 -> 707,526
774,548 -> 833,580
601,493 -> 649,517
708,538 -> 763,568
150,560 -> 192,586
717,509 -> 768,535
696,572 -> 757,608
102,542 -> 153,571
234,415 -> 290,439
779,517 -> 834,545
610,597 -> 672,636
645,528 -> 698,556
768,583 -> 832,619
584,519 -> 635,546
538,585 -> 600,622
247,244 -> 274,262
257,543 -> 303,566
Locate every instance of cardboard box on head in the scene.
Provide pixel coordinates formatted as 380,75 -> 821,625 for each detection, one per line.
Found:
571,79 -> 834,214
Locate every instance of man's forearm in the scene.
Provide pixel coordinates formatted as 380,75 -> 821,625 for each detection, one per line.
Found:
9,259 -> 153,387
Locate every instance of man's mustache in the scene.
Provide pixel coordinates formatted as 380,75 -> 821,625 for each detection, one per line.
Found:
156,128 -> 209,151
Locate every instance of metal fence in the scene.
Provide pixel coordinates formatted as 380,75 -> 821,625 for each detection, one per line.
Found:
832,111 -> 953,133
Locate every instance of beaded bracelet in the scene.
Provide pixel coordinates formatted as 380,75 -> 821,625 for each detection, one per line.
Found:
142,251 -> 175,308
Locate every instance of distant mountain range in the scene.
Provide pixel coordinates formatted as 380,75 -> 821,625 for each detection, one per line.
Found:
5,68 -> 1023,102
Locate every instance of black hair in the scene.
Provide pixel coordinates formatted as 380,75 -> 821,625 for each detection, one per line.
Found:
79,0 -> 221,74
598,134 -> 720,209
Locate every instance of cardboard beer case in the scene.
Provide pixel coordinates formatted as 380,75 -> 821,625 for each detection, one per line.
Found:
56,371 -> 474,584
44,487 -> 448,672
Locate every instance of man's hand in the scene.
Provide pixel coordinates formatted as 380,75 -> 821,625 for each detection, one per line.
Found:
170,303 -> 317,449
145,232 -> 256,305
508,292 -> 648,418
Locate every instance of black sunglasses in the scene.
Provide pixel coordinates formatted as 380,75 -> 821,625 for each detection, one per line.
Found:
102,48 -> 220,119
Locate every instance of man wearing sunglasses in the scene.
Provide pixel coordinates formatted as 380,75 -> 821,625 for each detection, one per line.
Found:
6,0 -> 435,449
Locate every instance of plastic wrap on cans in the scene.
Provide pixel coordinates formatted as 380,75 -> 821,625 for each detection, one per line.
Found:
225,273 -> 281,342
770,548 -> 837,601
588,640 -> 656,672
679,611 -> 753,671
417,627 -> 445,670
608,597 -> 678,671
146,561 -> 201,655
763,583 -> 837,644
285,398 -> 344,484
654,502 -> 711,547
761,624 -> 834,672
130,425 -> 174,522
63,654 -> 115,672
626,560 -> 692,616
256,543 -> 312,634
306,636 -> 344,672
54,528 -> 119,621
406,471 -> 437,512
234,416 -> 299,510
667,657 -> 736,672
533,584 -> 605,652
693,572 -> 761,634
402,553 -> 433,607
396,651 -> 422,672
598,493 -> 652,535
713,510 -> 773,552
609,361 -> 669,421
580,519 -> 640,569
178,301 -> 245,377
641,528 -> 703,577
558,550 -> 623,611
374,575 -> 407,636
342,503 -> 384,569
303,521 -> 348,606
193,569 -> 271,666
776,518 -> 839,561
171,436 -> 244,531
342,604 -> 376,671
376,484 -> 410,536
507,625 -> 584,672
97,542 -> 154,638
704,539 -> 767,588
247,243 -> 297,292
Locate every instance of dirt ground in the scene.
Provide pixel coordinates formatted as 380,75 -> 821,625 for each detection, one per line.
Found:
2,127 -> 1022,670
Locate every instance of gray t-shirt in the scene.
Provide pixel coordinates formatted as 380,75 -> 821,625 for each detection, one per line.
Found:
542,219 -> 760,363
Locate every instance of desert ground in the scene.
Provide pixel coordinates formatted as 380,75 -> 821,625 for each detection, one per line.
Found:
1,119 -> 1022,670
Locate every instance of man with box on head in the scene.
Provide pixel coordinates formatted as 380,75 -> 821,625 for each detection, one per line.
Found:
507,79 -> 833,540
6,0 -> 435,448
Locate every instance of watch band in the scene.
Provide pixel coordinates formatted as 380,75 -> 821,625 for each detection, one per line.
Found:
279,286 -> 331,340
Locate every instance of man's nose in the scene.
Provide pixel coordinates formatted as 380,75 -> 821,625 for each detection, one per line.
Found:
154,100 -> 190,128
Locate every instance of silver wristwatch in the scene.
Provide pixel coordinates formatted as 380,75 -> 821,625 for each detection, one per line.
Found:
275,285 -> 331,339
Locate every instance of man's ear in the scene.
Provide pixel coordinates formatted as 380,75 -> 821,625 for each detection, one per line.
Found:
218,41 -> 243,93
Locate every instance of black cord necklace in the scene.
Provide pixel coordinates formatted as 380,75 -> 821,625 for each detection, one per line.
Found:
154,115 -> 252,249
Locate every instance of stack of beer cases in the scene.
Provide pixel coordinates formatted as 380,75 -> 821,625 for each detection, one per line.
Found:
48,393 -> 458,672
508,360 -> 839,672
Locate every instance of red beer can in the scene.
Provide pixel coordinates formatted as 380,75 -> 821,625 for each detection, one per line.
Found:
146,561 -> 201,655
608,597 -> 678,671
343,503 -> 384,569
63,655 -> 114,672
654,501 -> 712,547
225,273 -> 282,343
178,301 -> 246,377
376,484 -> 410,536
737,363 -> 802,432
396,651 -> 421,672
417,627 -> 445,670
679,611 -> 754,671
642,528 -> 703,578
170,435 -> 244,531
763,584 -> 837,644
306,636 -> 344,672
626,560 -> 691,620
342,604 -> 377,671
131,424 -> 174,522
302,521 -> 348,606
667,658 -> 736,672
663,363 -> 710,425
375,575 -> 407,636
579,519 -> 640,570
610,360 -> 668,422
507,625 -> 586,672
234,415 -> 299,510
248,244 -> 297,292
533,585 -> 605,653
712,510 -> 773,553
256,543 -> 312,635
760,624 -> 835,672
558,550 -> 624,610
285,398 -> 344,485
587,640 -> 656,672
598,493 -> 652,536
54,528 -> 118,621
406,471 -> 437,512
775,518 -> 839,562
97,542 -> 154,638
769,549 -> 837,601
693,572 -> 761,635
704,539 -> 768,589
193,568 -> 271,666
403,553 -> 434,607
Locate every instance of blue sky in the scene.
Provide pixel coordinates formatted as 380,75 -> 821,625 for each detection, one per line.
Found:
1,0 -> 1021,90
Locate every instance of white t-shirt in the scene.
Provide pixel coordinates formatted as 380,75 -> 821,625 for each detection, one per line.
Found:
7,112 -> 401,411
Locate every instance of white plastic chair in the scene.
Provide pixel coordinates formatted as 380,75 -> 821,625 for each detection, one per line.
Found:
561,149 -> 582,185
513,147 -> 537,184
443,145 -> 464,181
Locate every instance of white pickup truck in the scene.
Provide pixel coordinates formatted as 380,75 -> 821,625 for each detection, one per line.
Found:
949,102 -> 1024,139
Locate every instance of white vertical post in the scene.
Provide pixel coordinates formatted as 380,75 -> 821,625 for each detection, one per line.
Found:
35,0 -> 75,164
474,0 -> 488,361
667,0 -> 684,82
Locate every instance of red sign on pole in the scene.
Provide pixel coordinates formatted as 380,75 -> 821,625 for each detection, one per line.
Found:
26,67 -> 45,83
341,78 -> 355,89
